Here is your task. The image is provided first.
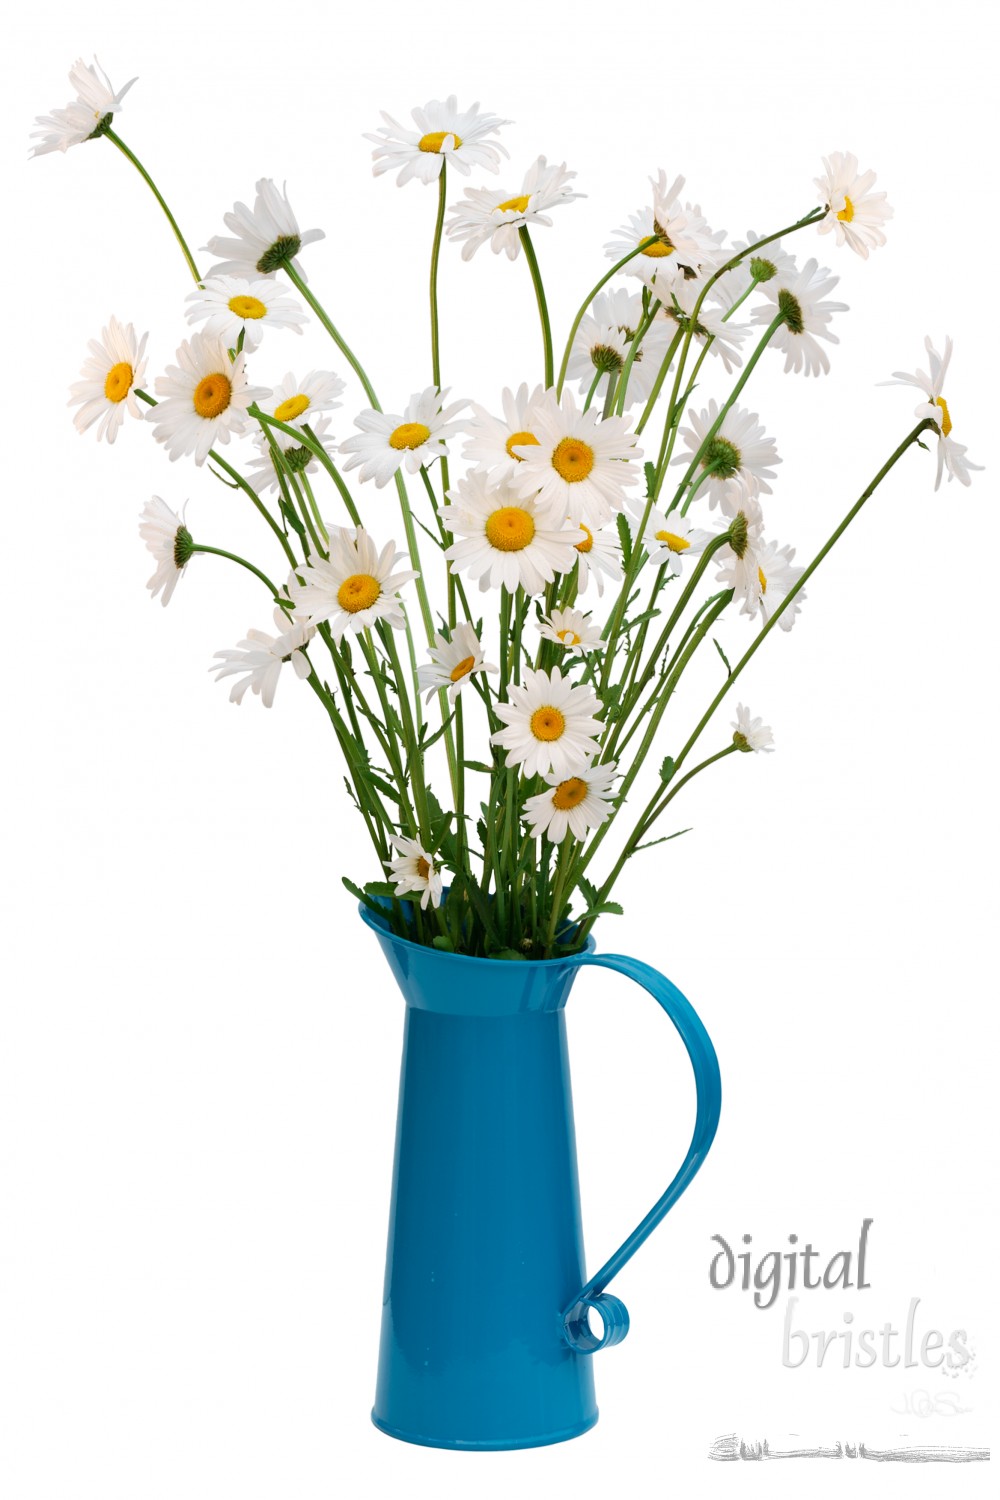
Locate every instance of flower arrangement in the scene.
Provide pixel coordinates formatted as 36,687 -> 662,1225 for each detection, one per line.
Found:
32,60 -> 981,962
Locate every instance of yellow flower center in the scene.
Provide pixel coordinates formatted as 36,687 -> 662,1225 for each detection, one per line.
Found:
228,294 -> 267,320
485,506 -> 536,552
758,567 -> 768,595
530,706 -> 566,742
449,655 -> 476,682
389,421 -> 431,451
837,196 -> 855,223
104,361 -> 133,403
654,529 -> 690,554
416,856 -> 431,879
641,241 -> 674,258
935,396 -> 953,437
556,628 -> 582,645
497,194 -> 531,213
337,573 -> 381,613
275,393 -> 310,422
193,373 -> 232,419
575,524 -> 594,554
552,776 -> 587,810
552,437 -> 595,483
418,130 -> 462,153
505,429 -> 539,460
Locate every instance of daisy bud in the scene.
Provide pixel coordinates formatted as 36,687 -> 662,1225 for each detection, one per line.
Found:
728,510 -> 749,559
749,255 -> 778,283
174,525 -> 195,568
591,343 -> 624,375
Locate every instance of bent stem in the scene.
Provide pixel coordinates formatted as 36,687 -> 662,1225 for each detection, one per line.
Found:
104,129 -> 202,284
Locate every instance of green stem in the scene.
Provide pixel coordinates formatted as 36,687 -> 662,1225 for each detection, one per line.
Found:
633,330 -> 682,437
190,545 -> 284,600
615,300 -> 660,417
518,226 -> 553,388
556,238 -> 660,398
104,129 -> 202,284
280,260 -> 380,408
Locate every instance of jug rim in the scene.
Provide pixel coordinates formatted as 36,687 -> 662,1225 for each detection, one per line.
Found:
358,896 -> 597,969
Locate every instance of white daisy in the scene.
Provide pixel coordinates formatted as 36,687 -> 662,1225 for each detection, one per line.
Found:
523,760 -> 618,844
881,336 -> 983,489
566,288 -> 677,410
365,96 -> 509,187
605,171 -> 725,292
508,389 -> 641,529
260,370 -> 346,449
148,333 -> 264,465
732,704 -> 774,753
658,276 -> 748,374
203,179 -> 325,280
446,156 -> 583,261
68,316 -> 148,444
461,383 -> 548,483
288,526 -> 418,643
627,498 -> 712,576
573,523 -> 622,599
491,667 -> 603,779
387,837 -> 444,910
30,56 -> 137,157
709,232 -> 799,312
210,607 -> 315,707
753,258 -> 848,377
443,472 -> 584,595
672,399 -> 781,506
184,276 -> 307,350
139,496 -> 193,608
417,622 -> 498,703
538,607 -> 604,653
713,492 -> 766,619
339,387 -> 467,488
245,415 -> 335,493
755,539 -> 806,632
815,152 -> 892,260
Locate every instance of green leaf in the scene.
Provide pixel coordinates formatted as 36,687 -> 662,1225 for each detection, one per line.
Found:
635,827 -> 692,853
490,949 -> 527,962
208,464 -> 240,490
713,637 -> 733,678
659,756 -> 675,784
432,935 -> 455,952
643,460 -> 657,498
363,880 -> 398,898
279,498 -> 306,536
342,875 -> 389,917
578,876 -> 599,910
616,513 -> 633,567
463,760 -> 493,774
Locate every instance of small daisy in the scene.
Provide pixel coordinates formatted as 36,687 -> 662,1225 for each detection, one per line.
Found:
139,496 -> 193,607
417,622 -> 498,703
754,539 -> 806,632
339,387 -> 467,488
184,276 -> 307,350
446,156 -> 583,261
753,258 -> 849,377
148,333 -> 264,465
815,152 -> 892,260
462,383 -> 547,483
260,370 -> 346,449
288,526 -> 418,642
387,837 -> 444,910
538,607 -> 604,653
203,179 -> 325,280
523,760 -> 618,844
627,497 -> 712,576
210,607 -> 315,707
508,389 -> 642,529
30,56 -> 137,157
672,399 -> 781,506
657,276 -> 748,375
566,288 -> 677,410
68,316 -> 148,444
245,415 -> 335,493
881,336 -> 983,489
365,96 -> 509,187
573,523 -> 622,599
732,704 -> 774,753
605,171 -> 725,292
713,492 -> 766,619
442,472 -> 584,595
491,667 -> 603,780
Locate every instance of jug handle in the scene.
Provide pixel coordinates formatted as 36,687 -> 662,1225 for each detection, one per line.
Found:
560,951 -> 722,1354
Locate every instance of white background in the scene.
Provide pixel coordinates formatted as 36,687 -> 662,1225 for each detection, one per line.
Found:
3,2 -> 997,1496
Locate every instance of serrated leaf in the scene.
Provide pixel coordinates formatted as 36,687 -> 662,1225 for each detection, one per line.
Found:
713,637 -> 732,678
279,498 -> 306,536
342,875 -> 389,917
364,880 -> 398,898
578,876 -> 599,910
616,513 -> 633,567
643,460 -> 657,498
659,756 -> 675,784
463,761 -> 493,774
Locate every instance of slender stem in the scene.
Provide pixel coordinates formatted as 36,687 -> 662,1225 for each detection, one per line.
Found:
104,129 -> 202,284
615,300 -> 660,417
280,259 -> 380,409
430,162 -> 447,391
633,330 -> 682,437
518,227 -> 553,388
556,237 -> 660,398
190,545 -> 284,599
299,469 -> 329,545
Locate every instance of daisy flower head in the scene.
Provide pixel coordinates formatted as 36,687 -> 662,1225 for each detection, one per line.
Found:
260,370 -> 346,449
149,333 -> 264,465
287,526 -> 418,642
605,171 -> 725,292
31,56 -> 137,157
881,336 -> 983,489
339,387 -> 467,488
184,276 -> 307,351
523,760 -> 618,844
204,179 -> 325,281
713,491 -> 766,619
387,837 -> 444,910
244,415 -> 335,492
139,496 -> 193,608
538,607 -> 604,653
710,232 -> 799,312
753,258 -> 848,377
446,157 -> 583,261
627,497 -> 712,577
68,316 -> 148,445
658,277 -> 748,375
417,622 -> 498,703
566,288 -> 677,410
672,399 -> 781,507
365,96 -> 510,187
491,667 -> 603,780
732,704 -> 774,753
754,539 -> 806,632
210,608 -> 315,708
442,471 -> 584,596
462,383 -> 548,483
573,522 -> 622,599
815,152 -> 892,260
508,389 -> 642,529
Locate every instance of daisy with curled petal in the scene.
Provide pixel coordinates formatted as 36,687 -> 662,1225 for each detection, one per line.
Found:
446,156 -> 583,261
149,333 -> 265,465
508,389 -> 642,529
139,496 -> 194,607
732,704 -> 774,753
605,171 -> 725,292
491,667 -> 603,780
365,96 -> 510,187
657,277 -> 748,375
30,56 -> 137,157
573,523 -> 622,599
260,370 -> 346,450
815,152 -> 892,260
538,607 -> 604,653
626,497 -> 712,576
287,526 -> 418,643
462,383 -> 547,483
387,837 -> 444,910
713,492 -> 766,619
68,316 -> 148,444
754,539 -> 806,632
442,472 -> 584,596
245,415 -> 335,493
566,288 -> 677,410
417,622 -> 498,703
184,276 -> 307,351
672,399 -> 781,507
880,336 -> 983,489
203,179 -> 325,281
753,258 -> 849,378
210,608 -> 316,708
523,760 -> 618,844
339,387 -> 468,488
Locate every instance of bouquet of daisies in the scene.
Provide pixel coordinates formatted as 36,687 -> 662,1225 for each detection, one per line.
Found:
33,61 -> 981,959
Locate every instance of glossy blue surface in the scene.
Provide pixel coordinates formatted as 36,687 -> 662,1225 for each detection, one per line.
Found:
361,903 -> 723,1450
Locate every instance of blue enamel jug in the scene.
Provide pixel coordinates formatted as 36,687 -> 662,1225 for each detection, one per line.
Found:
361,903 -> 722,1450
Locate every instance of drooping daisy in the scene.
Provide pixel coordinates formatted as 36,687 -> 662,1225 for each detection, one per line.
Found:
365,96 -> 510,187
672,399 -> 781,506
386,837 -> 444,910
604,171 -> 725,292
244,415 -> 335,493
573,523 -> 622,599
461,383 -> 547,483
288,526 -> 418,642
657,276 -> 748,375
417,622 -> 498,703
259,370 -> 346,449
523,760 -> 618,843
754,539 -> 806,632
148,333 -> 263,465
712,492 -> 766,618
68,316 -> 148,444
753,258 -> 848,377
508,389 -> 641,528
491,667 -> 603,779
815,152 -> 892,260
30,56 -> 137,157
880,336 -> 983,489
566,287 -> 676,410
203,179 -> 325,280
627,497 -> 712,576
732,704 -> 774,753
184,276 -> 307,350
446,156 -> 583,261
538,607 -> 604,653
339,387 -> 467,488
443,471 -> 583,595
210,607 -> 315,707
139,496 -> 193,607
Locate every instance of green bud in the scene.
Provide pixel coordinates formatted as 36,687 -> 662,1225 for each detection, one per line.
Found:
728,511 -> 749,559
732,731 -> 752,753
777,288 -> 804,335
590,342 -> 624,374
284,444 -> 312,473
256,234 -> 302,275
749,255 -> 777,283
173,525 -> 195,568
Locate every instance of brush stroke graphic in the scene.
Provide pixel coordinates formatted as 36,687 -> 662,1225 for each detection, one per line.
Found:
709,1433 -> 990,1463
